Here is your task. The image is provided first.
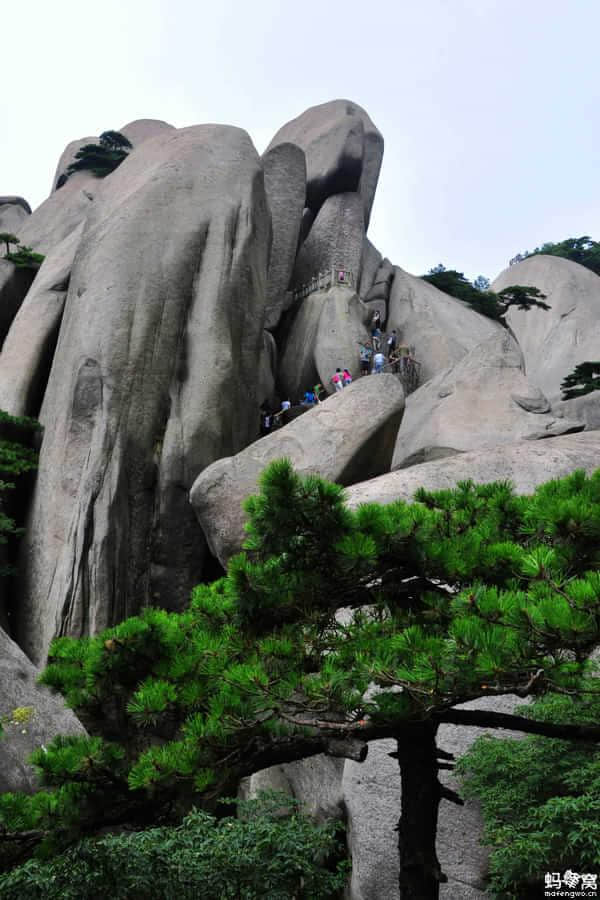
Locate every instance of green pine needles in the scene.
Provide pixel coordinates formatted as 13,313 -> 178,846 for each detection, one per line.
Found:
1,460 -> 599,897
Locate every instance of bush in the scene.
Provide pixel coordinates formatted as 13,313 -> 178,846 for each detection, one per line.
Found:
457,692 -> 600,899
0,794 -> 347,899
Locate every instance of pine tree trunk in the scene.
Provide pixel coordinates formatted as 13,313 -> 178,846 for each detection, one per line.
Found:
394,722 -> 446,900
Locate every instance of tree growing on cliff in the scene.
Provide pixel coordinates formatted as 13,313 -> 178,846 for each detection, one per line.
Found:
510,236 -> 600,276
0,233 -> 19,256
59,130 -> 133,185
422,266 -> 550,323
561,361 -> 600,400
1,462 -> 600,900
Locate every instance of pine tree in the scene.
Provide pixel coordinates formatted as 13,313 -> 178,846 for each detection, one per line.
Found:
1,462 -> 600,899
561,361 -> 600,400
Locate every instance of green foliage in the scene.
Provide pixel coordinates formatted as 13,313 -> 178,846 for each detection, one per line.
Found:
1,462 -> 600,871
457,691 -> 600,899
61,130 -> 132,183
421,266 -> 550,321
0,233 -> 19,255
3,245 -> 45,270
0,794 -> 346,899
510,236 -> 600,275
561,361 -> 600,400
0,411 -> 39,577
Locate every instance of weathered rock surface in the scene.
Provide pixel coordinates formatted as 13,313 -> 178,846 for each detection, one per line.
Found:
190,376 -> 405,565
278,285 -> 371,399
267,99 -> 383,228
347,431 -> 600,509
15,125 -> 271,664
0,224 -> 83,416
387,266 -> 502,384
492,254 -> 600,402
0,196 -> 31,234
19,172 -> 97,255
0,260 -> 36,347
392,331 -> 584,469
358,238 -> 383,299
291,192 -> 365,289
261,142 -> 306,329
0,627 -> 85,793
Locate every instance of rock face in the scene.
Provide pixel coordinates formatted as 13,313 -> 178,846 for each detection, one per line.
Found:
278,285 -> 371,399
358,238 -> 383,298
0,627 -> 85,793
291,192 -> 365,289
0,224 -> 83,416
18,172 -> 97,255
492,254 -> 600,402
190,376 -> 405,566
15,125 -> 271,664
347,431 -> 600,508
392,331 -> 583,469
387,267 -> 502,384
0,196 -> 31,234
261,142 -> 306,329
267,99 -> 384,228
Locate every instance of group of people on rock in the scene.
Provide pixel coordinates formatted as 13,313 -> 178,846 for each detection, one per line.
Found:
330,368 -> 353,392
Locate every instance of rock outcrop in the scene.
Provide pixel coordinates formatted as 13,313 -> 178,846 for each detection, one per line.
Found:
262,142 -> 306,329
278,285 -> 371,399
190,376 -> 405,566
291,192 -> 365,289
347,431 -> 600,508
387,266 -> 502,383
0,196 -> 31,234
392,331 -> 583,469
15,125 -> 271,664
267,99 -> 383,229
0,627 -> 85,793
492,254 -> 600,403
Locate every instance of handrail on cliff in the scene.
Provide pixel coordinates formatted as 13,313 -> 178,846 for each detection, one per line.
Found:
292,267 -> 356,302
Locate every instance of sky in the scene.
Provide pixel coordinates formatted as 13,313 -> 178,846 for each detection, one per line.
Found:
2,0 -> 600,282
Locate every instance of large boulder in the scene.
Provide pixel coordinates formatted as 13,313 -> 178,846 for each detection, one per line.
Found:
387,267 -> 502,384
15,125 -> 271,664
267,99 -> 384,228
291,192 -> 365,290
392,331 -> 584,469
0,196 -> 31,234
347,430 -> 600,509
262,142 -> 306,330
492,255 -> 600,402
278,285 -> 371,400
0,224 -> 83,416
190,376 -> 405,566
0,260 -> 37,347
0,627 -> 85,793
51,136 -> 98,192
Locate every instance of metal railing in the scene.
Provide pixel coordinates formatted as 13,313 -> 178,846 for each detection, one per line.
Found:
292,267 -> 356,302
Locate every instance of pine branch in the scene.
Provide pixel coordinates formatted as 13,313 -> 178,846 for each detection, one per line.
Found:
436,708 -> 600,742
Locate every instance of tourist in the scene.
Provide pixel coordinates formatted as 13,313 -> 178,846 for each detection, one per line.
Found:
302,388 -> 316,406
343,368 -> 353,386
387,329 -> 398,359
331,368 -> 344,392
371,326 -> 382,351
260,406 -> 272,436
359,342 -> 372,375
373,350 -> 385,374
314,383 -> 325,402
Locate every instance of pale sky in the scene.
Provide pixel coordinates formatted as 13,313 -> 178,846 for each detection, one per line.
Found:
3,0 -> 600,282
